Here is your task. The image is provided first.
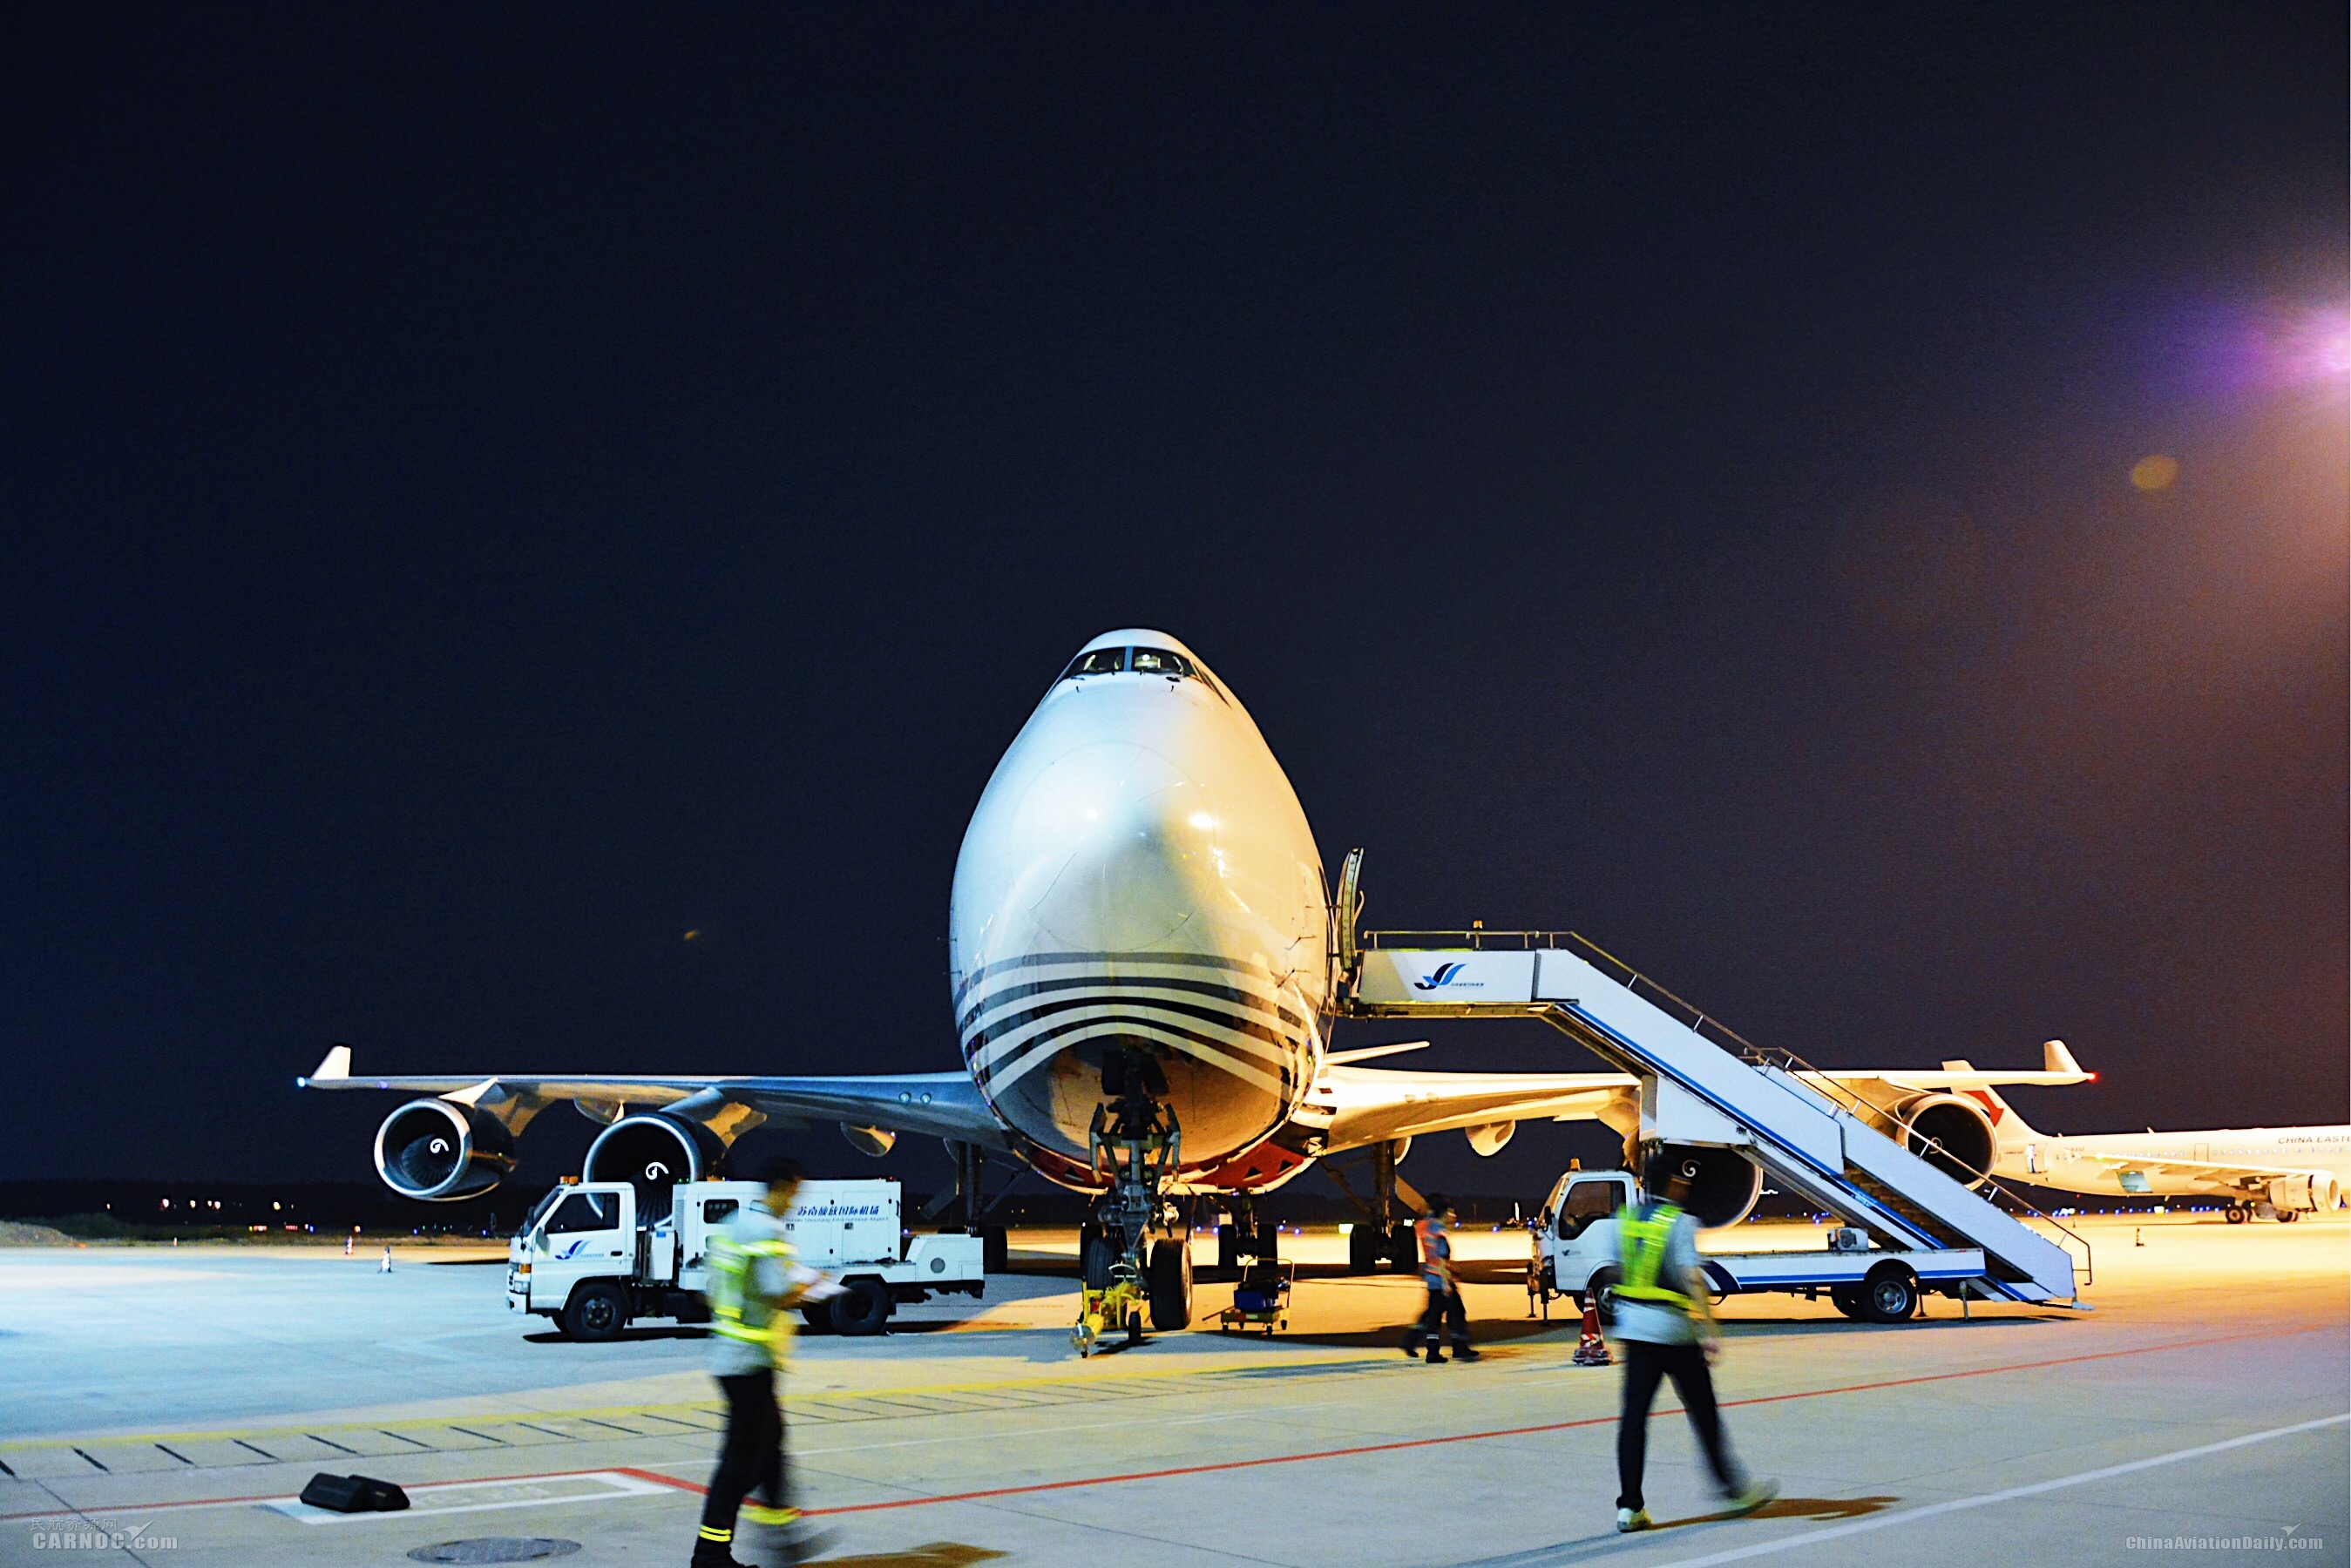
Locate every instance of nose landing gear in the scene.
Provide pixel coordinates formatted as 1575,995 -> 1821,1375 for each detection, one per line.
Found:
1074,1054 -> 1182,1357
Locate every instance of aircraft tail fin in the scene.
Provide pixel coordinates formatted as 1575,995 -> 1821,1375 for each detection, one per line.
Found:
302,1044 -> 352,1085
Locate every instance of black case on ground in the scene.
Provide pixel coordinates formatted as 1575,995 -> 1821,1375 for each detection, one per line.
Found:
298,1472 -> 410,1512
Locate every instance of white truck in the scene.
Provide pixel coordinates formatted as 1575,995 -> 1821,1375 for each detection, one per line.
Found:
506,1177 -> 986,1341
1530,1169 -> 1992,1325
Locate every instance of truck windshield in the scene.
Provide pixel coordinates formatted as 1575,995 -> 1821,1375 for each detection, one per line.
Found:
1556,1180 -> 1620,1240
542,1192 -> 620,1233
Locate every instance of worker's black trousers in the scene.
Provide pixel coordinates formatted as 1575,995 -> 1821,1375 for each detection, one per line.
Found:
1402,1283 -> 1469,1354
700,1370 -> 787,1547
1616,1339 -> 1740,1511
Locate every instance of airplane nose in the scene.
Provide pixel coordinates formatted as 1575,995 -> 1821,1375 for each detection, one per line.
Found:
1010,740 -> 1212,953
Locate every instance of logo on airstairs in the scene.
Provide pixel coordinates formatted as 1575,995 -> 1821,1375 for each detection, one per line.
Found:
1413,963 -> 1484,991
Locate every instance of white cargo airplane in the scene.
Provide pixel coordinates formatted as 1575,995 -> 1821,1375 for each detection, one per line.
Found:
1956,1075 -> 2349,1222
302,630 -> 2088,1329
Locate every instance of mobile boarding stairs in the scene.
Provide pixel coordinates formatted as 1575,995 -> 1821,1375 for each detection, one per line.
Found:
1340,924 -> 2088,1309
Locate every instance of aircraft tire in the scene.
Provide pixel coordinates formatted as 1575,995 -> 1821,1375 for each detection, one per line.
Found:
980,1225 -> 1010,1273
1148,1237 -> 1193,1330
1386,1221 -> 1416,1272
1859,1263 -> 1919,1324
2279,1209 -> 2300,1224
1346,1223 -> 1381,1274
1081,1227 -> 1118,1289
2225,1205 -> 2248,1225
563,1281 -> 629,1342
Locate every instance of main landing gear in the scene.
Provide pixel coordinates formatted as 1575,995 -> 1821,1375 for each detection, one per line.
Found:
1074,1051 -> 1187,1357
1339,1139 -> 1419,1274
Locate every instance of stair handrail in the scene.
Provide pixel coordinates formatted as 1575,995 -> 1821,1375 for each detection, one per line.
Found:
1556,933 -> 2094,1288
1353,926 -> 2095,1289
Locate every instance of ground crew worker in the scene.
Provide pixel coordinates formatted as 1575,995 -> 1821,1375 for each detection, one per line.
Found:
1611,1155 -> 1776,1533
1400,1196 -> 1478,1363
694,1156 -> 837,1568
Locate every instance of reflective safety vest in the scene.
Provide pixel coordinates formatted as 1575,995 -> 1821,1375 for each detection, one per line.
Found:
1614,1201 -> 1694,1313
1414,1214 -> 1451,1284
708,1227 -> 796,1362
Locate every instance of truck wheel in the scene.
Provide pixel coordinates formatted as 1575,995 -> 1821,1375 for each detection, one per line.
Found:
1829,1286 -> 1864,1319
1148,1237 -> 1193,1330
563,1281 -> 629,1342
800,1304 -> 833,1334
1585,1267 -> 1621,1328
1346,1224 -> 1381,1274
829,1278 -> 891,1335
1860,1264 -> 1918,1324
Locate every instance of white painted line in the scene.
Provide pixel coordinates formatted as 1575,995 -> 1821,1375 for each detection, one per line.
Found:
1655,1413 -> 2351,1567
261,1469 -> 676,1524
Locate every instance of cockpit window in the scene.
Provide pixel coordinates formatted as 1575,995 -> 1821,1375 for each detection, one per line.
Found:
1128,647 -> 1194,678
1061,647 -> 1127,679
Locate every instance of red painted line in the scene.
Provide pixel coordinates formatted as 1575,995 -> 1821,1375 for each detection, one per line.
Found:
7,1326 -> 2327,1525
789,1323 -> 2335,1517
0,1463 -> 701,1524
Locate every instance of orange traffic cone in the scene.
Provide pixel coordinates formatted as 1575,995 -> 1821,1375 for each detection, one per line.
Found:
1572,1300 -> 1612,1367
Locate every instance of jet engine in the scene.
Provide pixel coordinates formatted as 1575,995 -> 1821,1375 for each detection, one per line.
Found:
2267,1173 -> 2341,1214
374,1098 -> 516,1201
1645,1143 -> 1765,1228
1463,1121 -> 1515,1158
1895,1093 -> 1999,1186
841,1124 -> 897,1158
583,1113 -> 729,1220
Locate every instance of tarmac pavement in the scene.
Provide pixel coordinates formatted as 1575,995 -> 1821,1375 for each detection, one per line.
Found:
1,1214 -> 2342,1567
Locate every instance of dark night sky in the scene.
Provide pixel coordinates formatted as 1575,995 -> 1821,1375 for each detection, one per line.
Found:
3,7 -> 2344,1202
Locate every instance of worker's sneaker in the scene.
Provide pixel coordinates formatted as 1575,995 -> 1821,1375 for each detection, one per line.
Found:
1616,1507 -> 1652,1533
1399,1334 -> 1423,1360
1722,1477 -> 1780,1517
1453,1346 -> 1481,1362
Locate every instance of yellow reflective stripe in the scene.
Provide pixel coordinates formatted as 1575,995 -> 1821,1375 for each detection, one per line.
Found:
698,1524 -> 732,1541
741,1502 -> 800,1525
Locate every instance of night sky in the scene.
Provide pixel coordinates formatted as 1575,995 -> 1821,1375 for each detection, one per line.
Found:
4,7 -> 2344,1203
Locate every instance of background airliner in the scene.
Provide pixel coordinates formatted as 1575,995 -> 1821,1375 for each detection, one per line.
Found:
1961,1074 -> 2348,1221
304,630 -> 2087,1328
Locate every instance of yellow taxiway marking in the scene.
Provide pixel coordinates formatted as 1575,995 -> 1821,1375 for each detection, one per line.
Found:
0,1344 -> 1452,1455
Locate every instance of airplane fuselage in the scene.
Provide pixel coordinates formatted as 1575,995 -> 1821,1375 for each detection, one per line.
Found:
947,632 -> 1332,1191
1995,1125 -> 2351,1202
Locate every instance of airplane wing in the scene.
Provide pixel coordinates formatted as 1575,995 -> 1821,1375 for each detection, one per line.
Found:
299,1044 -> 1012,1149
1311,1038 -> 2092,1154
1821,1039 -> 2093,1095
1316,1064 -> 1641,1151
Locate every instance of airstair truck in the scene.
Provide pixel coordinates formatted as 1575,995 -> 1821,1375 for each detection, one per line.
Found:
507,1177 -> 985,1341
1531,1168 -> 1989,1325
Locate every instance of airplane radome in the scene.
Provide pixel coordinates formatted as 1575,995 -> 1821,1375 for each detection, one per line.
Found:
948,629 -> 1331,1189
